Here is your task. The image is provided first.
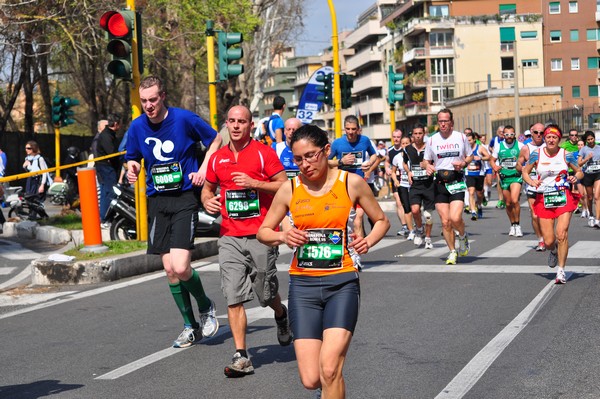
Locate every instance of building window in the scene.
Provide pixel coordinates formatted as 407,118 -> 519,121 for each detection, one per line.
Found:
571,58 -> 580,70
572,86 -> 581,98
520,31 -> 537,39
550,31 -> 562,42
431,86 -> 455,103
429,5 -> 449,17
500,27 -> 516,42
499,4 -> 516,15
589,85 -> 599,97
587,29 -> 600,41
522,59 -> 538,68
569,1 -> 578,13
588,57 -> 600,69
431,58 -> 454,83
549,1 -> 560,14
430,32 -> 453,47
570,30 -> 579,42
551,59 -> 563,71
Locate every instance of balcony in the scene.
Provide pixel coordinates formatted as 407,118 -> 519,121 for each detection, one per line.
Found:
354,97 -> 387,115
402,18 -> 454,38
362,124 -> 392,141
344,19 -> 387,49
501,70 -> 515,80
353,72 -> 384,95
347,47 -> 383,72
403,46 -> 454,64
596,11 -> 600,22
404,102 -> 430,117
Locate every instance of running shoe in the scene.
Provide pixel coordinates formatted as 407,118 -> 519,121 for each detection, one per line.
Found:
173,326 -> 201,348
425,237 -> 433,250
588,216 -> 596,228
595,219 -> 600,229
555,269 -> 566,284
471,212 -> 477,221
397,226 -> 409,236
414,234 -> 424,247
581,209 -> 589,219
508,225 -> 516,236
514,225 -> 523,237
276,304 -> 293,346
482,197 -> 488,207
535,240 -> 546,252
477,207 -> 483,219
446,250 -> 458,265
199,299 -> 219,338
407,230 -> 415,241
224,352 -> 254,377
496,200 -> 506,209
458,233 -> 470,256
464,206 -> 470,214
548,249 -> 558,268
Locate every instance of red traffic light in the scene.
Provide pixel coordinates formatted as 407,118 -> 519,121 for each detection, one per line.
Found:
100,11 -> 133,38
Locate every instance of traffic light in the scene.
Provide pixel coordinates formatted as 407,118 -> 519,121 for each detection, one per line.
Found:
340,74 -> 354,109
100,10 -> 136,80
52,94 -> 79,127
388,65 -> 405,105
218,31 -> 244,81
316,73 -> 333,106
52,95 -> 63,126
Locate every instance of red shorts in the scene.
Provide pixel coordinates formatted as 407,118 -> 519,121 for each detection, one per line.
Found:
532,189 -> 580,219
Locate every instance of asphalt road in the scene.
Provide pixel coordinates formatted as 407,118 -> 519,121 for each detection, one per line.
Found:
1,198 -> 599,398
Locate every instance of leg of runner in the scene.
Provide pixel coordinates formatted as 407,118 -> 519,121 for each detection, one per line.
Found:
468,186 -> 478,220
507,183 -> 522,236
528,197 -> 545,251
593,179 -> 600,227
436,202 -> 455,251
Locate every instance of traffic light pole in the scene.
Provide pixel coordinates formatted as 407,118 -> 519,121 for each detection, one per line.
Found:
54,126 -> 62,181
327,0 -> 342,139
390,106 -> 396,138
206,20 -> 218,130
127,0 -> 147,242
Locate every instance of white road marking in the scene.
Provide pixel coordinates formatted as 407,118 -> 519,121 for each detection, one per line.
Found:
96,300 -> 287,380
434,273 -> 567,399
0,240 -> 46,260
567,241 -> 600,259
0,267 -> 16,276
363,263 -> 600,274
402,239 -> 476,258
478,240 -> 538,258
0,291 -> 77,306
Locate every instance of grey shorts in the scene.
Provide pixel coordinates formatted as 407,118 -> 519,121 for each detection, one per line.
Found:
218,235 -> 280,307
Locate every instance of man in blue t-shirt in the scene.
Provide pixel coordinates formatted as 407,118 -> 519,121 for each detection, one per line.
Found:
328,115 -> 378,238
273,117 -> 302,178
125,76 -> 222,349
265,95 -> 286,144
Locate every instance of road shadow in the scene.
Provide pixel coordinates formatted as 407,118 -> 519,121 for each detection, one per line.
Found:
0,380 -> 84,399
249,343 -> 296,370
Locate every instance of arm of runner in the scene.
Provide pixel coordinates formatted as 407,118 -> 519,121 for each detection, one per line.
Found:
479,145 -> 490,161
391,164 -> 400,187
363,153 -> 381,179
347,173 -> 390,254
190,134 -> 223,186
516,145 -> 528,173
275,128 -> 283,143
521,151 -> 540,187
200,180 -> 221,214
230,170 -> 287,194
126,160 -> 141,184
257,182 -> 308,248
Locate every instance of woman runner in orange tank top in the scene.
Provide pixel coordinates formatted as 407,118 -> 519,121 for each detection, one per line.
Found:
258,125 -> 389,399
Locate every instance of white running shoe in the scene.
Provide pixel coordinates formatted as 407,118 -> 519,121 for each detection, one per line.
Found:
514,225 -> 523,237
407,230 -> 415,241
508,225 -> 516,236
555,269 -> 566,284
458,233 -> 470,257
424,237 -> 433,250
199,299 -> 219,338
413,234 -> 423,247
581,209 -> 589,219
588,217 -> 596,228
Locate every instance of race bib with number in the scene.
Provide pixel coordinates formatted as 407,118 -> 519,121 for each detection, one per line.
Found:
296,229 -> 344,269
225,189 -> 260,219
586,160 -> 600,173
500,157 -> 517,169
411,166 -> 429,180
467,161 -> 481,171
285,170 -> 301,179
445,180 -> 467,194
341,151 -> 364,166
150,162 -> 183,191
543,188 -> 567,208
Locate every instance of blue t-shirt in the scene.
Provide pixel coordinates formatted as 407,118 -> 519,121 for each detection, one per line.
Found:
273,142 -> 299,172
266,113 -> 284,141
329,135 -> 376,178
125,107 -> 217,196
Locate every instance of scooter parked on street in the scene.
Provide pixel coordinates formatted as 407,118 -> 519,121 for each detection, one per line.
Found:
5,186 -> 49,220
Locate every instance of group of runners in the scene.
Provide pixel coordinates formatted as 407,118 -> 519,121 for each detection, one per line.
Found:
123,75 -> 598,399
384,110 -> 599,285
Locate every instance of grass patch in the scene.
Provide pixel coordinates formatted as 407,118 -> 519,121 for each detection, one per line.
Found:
38,213 -> 83,230
64,240 -> 148,260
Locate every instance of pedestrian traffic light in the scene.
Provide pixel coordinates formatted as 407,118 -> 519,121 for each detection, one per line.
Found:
52,95 -> 63,126
218,31 -> 244,81
100,10 -> 136,81
316,73 -> 333,106
388,65 -> 405,105
60,97 -> 80,126
340,74 -> 354,109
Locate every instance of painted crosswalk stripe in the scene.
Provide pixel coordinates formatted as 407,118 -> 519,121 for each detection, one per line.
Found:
363,263 -> 600,274
0,267 -> 16,276
478,240 -> 538,258
566,241 -> 600,259
402,239 -> 475,258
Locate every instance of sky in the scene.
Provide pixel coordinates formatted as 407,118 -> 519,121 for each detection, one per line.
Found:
295,0 -> 376,56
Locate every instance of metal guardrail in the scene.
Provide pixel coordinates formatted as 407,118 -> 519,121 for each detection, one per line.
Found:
0,151 -> 126,184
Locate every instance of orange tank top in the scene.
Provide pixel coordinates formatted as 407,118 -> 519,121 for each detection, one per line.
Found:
288,170 -> 357,277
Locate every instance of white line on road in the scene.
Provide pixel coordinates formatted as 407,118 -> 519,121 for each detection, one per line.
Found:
363,263 -> 600,274
96,300 -> 287,380
478,240 -> 538,258
401,239 -> 476,258
434,273 -> 568,399
0,267 -> 32,291
567,241 -> 600,259
0,266 -> 16,276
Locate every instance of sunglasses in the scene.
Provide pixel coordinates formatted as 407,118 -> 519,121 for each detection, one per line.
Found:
25,147 -> 32,150
531,130 -> 544,135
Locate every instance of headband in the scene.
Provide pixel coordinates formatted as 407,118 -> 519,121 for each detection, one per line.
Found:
544,126 -> 561,138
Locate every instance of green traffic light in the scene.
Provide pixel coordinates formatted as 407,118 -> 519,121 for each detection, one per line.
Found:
218,31 -> 244,81
316,73 -> 333,106
388,66 -> 405,105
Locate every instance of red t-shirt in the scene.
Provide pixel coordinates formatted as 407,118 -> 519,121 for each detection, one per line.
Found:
206,139 -> 284,237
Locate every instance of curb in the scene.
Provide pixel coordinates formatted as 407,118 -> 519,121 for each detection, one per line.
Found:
31,237 -> 218,286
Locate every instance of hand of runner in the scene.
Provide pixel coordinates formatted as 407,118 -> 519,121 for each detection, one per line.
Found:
205,194 -> 221,214
283,228 -> 308,248
231,172 -> 256,188
348,233 -> 370,255
189,168 -> 207,186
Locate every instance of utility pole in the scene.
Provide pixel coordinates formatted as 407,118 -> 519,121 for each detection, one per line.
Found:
327,0 -> 342,138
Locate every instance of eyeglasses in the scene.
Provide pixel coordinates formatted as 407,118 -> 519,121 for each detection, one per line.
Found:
25,147 -> 32,150
531,130 -> 544,135
569,134 -> 578,137
293,147 -> 326,165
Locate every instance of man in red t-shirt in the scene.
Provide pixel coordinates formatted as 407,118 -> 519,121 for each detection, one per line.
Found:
202,105 -> 291,378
